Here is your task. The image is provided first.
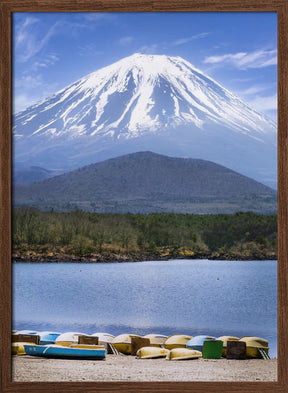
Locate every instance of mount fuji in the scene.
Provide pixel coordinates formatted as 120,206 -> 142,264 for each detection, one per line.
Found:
13,53 -> 277,188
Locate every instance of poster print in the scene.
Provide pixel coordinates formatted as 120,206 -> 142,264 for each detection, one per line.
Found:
1,2 -> 287,392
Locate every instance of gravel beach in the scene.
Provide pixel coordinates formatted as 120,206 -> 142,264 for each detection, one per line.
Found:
12,355 -> 277,382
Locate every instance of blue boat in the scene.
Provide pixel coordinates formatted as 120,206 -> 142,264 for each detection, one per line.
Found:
186,335 -> 216,352
24,344 -> 106,360
38,331 -> 62,345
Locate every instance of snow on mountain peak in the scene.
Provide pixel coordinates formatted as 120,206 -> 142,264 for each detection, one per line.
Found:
13,53 -> 277,188
14,53 -> 275,142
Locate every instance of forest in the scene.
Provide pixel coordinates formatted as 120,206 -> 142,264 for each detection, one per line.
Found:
12,208 -> 277,262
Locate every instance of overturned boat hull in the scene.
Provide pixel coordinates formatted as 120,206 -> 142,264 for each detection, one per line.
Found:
24,344 -> 106,360
167,348 -> 202,361
136,346 -> 170,359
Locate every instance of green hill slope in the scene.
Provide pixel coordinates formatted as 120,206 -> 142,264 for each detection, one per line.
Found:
13,151 -> 277,214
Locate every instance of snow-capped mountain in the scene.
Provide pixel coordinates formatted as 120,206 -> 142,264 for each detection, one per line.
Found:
13,53 -> 277,188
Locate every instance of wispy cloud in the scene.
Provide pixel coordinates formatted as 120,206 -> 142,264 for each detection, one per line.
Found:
248,94 -> 277,112
138,44 -> 159,54
15,16 -> 61,62
171,32 -> 210,46
203,49 -> 277,70
13,74 -> 59,113
118,36 -> 134,46
240,84 -> 275,96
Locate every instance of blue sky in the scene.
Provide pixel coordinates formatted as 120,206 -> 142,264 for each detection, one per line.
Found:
13,12 -> 277,121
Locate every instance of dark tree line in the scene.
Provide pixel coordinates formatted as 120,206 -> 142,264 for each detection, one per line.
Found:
12,208 -> 277,260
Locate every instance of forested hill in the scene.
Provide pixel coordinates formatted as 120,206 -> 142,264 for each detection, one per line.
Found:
12,209 -> 277,262
14,152 -> 277,214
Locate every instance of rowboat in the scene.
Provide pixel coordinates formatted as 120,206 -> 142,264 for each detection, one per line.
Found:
112,334 -> 142,355
186,335 -> 216,352
164,335 -> 192,350
38,331 -> 62,345
143,334 -> 168,347
167,348 -> 202,361
136,346 -> 170,359
239,336 -> 269,359
24,344 -> 106,360
12,342 -> 36,356
55,332 -> 87,346
92,332 -> 115,345
216,336 -> 239,357
12,332 -> 40,355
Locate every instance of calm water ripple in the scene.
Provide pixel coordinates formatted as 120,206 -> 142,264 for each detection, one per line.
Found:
12,259 -> 277,357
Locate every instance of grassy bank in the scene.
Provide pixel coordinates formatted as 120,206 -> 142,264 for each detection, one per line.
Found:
12,208 -> 277,262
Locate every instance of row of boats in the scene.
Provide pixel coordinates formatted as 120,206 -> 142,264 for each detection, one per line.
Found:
12,330 -> 270,361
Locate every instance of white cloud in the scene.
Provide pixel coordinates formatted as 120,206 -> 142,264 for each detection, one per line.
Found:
13,74 -> 59,113
248,94 -> 277,112
138,44 -> 159,54
15,17 -> 61,62
203,49 -> 277,70
118,36 -> 134,46
171,32 -> 210,46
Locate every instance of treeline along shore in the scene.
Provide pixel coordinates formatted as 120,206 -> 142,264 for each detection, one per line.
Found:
12,208 -> 277,262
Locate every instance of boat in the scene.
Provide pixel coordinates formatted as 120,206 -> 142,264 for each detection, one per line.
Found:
164,335 -> 192,350
186,335 -> 216,352
12,342 -> 36,356
54,332 -> 87,346
24,344 -> 106,360
167,348 -> 202,361
92,332 -> 115,345
38,331 -> 62,345
239,336 -> 269,359
216,336 -> 239,357
143,334 -> 168,347
12,332 -> 40,355
136,346 -> 170,359
112,334 -> 142,355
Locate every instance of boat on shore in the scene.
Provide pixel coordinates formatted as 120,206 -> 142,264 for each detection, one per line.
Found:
55,332 -> 87,346
136,346 -> 170,359
143,334 -> 168,347
216,336 -> 239,357
164,335 -> 192,350
239,336 -> 269,359
186,335 -> 216,352
24,344 -> 106,360
167,348 -> 202,361
38,331 -> 62,345
112,334 -> 142,355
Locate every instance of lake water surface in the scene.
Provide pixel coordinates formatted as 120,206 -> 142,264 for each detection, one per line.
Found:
13,259 -> 277,357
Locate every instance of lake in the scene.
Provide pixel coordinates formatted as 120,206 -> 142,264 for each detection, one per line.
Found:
12,259 -> 277,358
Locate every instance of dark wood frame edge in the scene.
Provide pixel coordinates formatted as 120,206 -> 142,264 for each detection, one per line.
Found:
1,1 -> 287,392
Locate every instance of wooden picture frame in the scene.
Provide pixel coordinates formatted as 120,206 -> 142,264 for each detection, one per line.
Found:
1,1 -> 287,392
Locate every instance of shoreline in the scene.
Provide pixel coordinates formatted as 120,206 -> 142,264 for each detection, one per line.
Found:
12,254 -> 277,263
12,355 -> 277,382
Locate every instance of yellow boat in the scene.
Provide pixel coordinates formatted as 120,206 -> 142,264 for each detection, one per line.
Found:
164,334 -> 192,350
136,346 -> 170,359
112,334 -> 142,355
54,332 -> 87,347
216,336 -> 239,357
239,336 -> 269,359
12,342 -> 36,355
167,348 -> 202,361
70,344 -> 106,350
143,334 -> 168,347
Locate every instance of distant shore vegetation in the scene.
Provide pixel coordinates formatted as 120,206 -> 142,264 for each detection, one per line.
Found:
12,208 -> 277,262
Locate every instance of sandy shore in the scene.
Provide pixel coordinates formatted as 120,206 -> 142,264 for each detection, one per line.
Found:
12,355 -> 277,382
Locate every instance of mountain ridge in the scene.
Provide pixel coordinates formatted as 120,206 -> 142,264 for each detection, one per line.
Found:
13,151 -> 277,214
13,53 -> 277,188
